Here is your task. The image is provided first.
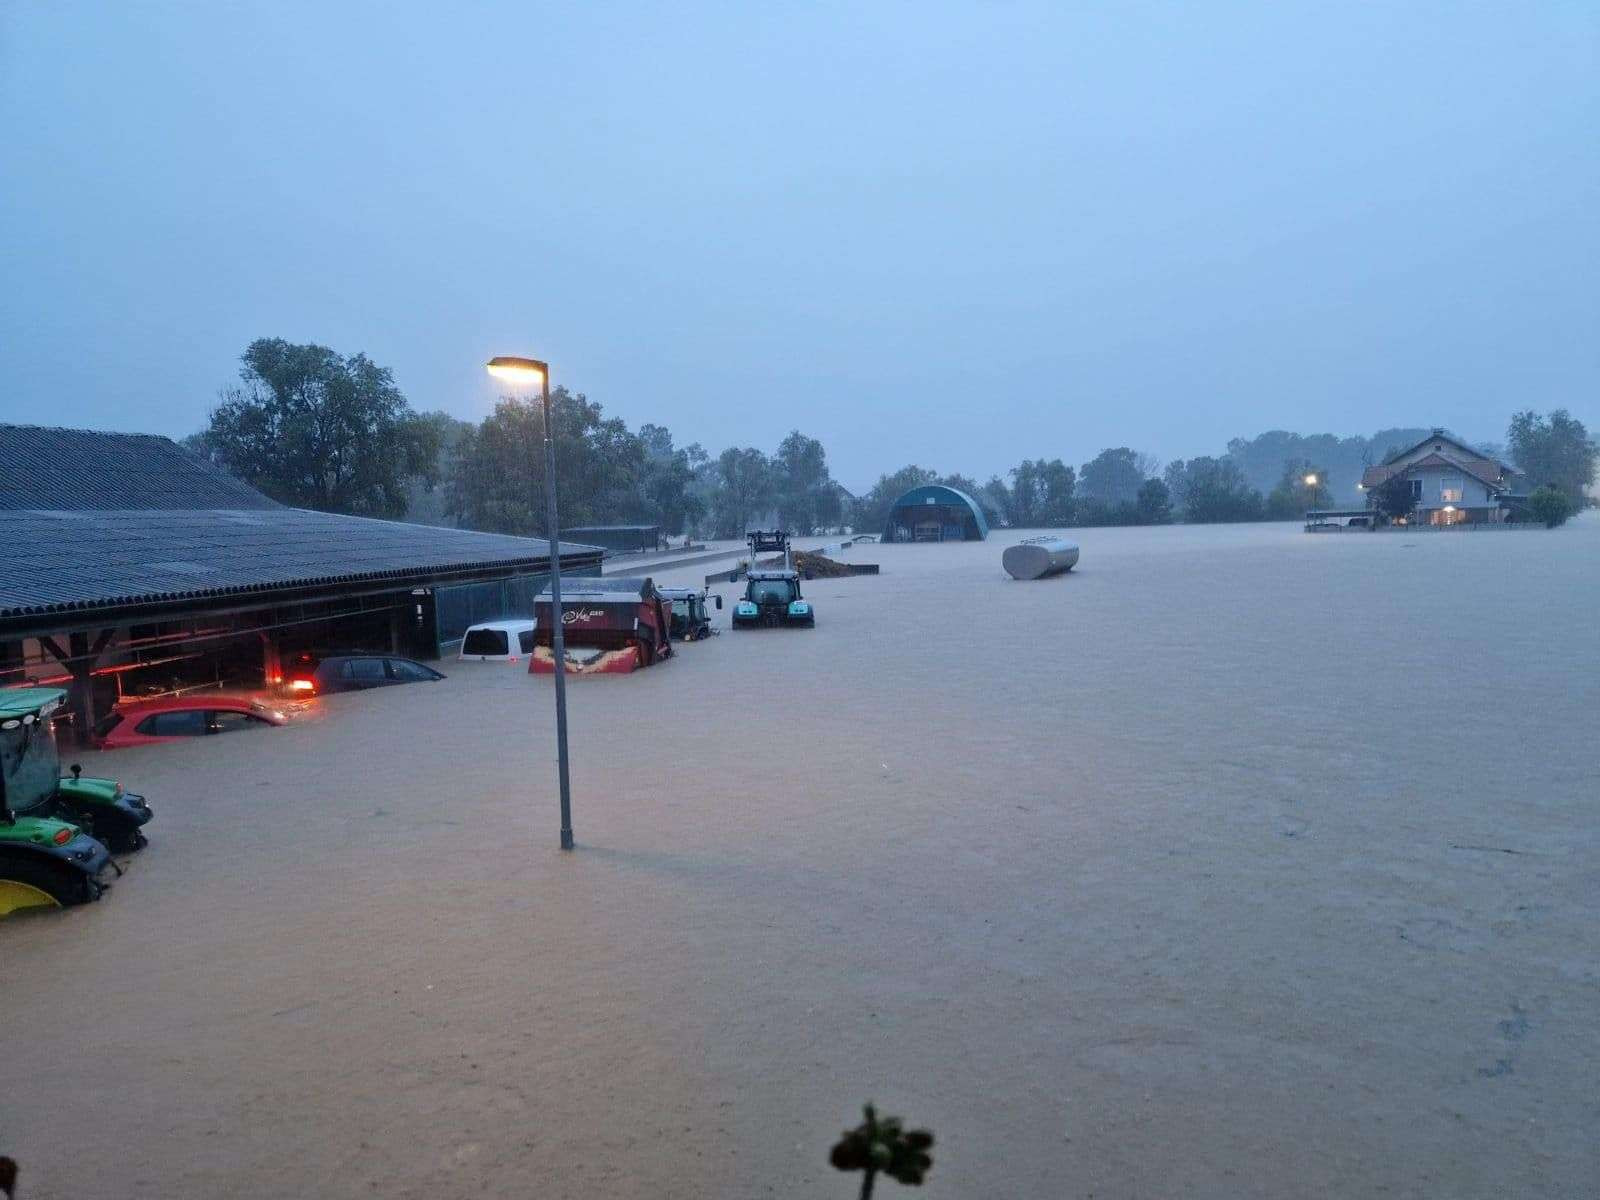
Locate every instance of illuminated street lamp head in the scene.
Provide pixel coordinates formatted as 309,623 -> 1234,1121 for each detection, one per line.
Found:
486,356 -> 547,386
1303,473 -> 1319,487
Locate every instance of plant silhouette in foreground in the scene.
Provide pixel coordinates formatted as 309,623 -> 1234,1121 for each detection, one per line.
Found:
829,1104 -> 934,1198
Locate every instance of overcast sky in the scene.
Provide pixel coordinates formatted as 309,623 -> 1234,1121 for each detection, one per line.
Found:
2,2 -> 1594,490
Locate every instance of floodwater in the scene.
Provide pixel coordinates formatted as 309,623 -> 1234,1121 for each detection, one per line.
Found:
4,517 -> 1597,1199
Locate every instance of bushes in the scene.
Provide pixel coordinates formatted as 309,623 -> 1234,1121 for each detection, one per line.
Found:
1527,485 -> 1575,528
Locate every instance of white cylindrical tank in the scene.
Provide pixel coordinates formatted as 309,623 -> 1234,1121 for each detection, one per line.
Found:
1002,537 -> 1080,580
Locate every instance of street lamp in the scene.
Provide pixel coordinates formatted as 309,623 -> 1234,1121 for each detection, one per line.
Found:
486,354 -> 574,850
1303,473 -> 1318,488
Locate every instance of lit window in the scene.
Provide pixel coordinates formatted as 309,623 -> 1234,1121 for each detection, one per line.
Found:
1441,476 -> 1463,503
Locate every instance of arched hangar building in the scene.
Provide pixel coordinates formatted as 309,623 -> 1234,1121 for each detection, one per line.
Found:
882,484 -> 989,543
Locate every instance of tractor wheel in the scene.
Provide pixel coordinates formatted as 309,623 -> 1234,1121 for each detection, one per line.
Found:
110,828 -> 148,853
0,855 -> 95,916
91,815 -> 147,854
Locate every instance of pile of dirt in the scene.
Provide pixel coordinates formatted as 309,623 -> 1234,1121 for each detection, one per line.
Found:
757,550 -> 856,578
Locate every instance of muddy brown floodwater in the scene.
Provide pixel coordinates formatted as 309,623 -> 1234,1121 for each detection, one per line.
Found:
4,518 -> 1598,1199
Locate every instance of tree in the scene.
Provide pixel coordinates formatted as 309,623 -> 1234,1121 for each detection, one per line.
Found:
710,447 -> 774,538
773,431 -> 840,534
402,411 -> 472,526
1078,447 -> 1155,507
1370,472 -> 1417,523
1136,477 -> 1172,523
1527,484 -> 1575,528
1225,428 -> 1428,505
204,338 -> 440,517
1508,409 -> 1596,507
1002,459 -> 1074,527
638,423 -> 705,536
1035,459 -> 1076,525
448,387 -> 645,535
1264,458 -> 1330,519
1008,459 -> 1043,527
979,474 -> 1013,526
1166,457 -> 1264,523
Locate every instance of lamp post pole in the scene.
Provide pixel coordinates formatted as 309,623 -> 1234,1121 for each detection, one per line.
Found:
488,354 -> 575,850
540,366 -> 575,850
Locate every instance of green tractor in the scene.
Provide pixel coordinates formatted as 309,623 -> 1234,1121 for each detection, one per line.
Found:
1,688 -> 152,916
658,586 -> 723,641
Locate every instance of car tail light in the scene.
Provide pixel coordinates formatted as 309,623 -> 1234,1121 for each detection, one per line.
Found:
53,828 -> 73,845
289,679 -> 315,693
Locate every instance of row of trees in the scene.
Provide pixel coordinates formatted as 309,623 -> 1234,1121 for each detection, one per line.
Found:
193,339 -> 1596,536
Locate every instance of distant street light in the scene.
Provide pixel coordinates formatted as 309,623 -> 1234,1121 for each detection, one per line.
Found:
486,354 -> 574,851
1303,473 -> 1319,487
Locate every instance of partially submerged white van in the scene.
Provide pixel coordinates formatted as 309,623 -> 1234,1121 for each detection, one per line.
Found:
457,619 -> 537,663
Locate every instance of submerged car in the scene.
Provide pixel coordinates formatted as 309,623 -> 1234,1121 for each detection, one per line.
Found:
1,688 -> 153,914
95,696 -> 287,749
458,620 -> 538,662
285,652 -> 445,696
732,570 -> 814,629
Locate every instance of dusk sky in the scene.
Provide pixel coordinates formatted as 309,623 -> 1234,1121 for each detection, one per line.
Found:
3,2 -> 1594,490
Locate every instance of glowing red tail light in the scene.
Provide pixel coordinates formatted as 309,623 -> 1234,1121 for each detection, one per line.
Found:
53,828 -> 73,845
288,679 -> 315,694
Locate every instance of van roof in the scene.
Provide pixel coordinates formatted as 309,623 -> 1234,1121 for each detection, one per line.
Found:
464,618 -> 536,631
0,687 -> 67,718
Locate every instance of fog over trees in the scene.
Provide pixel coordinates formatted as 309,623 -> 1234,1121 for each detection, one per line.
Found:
194,339 -> 1597,538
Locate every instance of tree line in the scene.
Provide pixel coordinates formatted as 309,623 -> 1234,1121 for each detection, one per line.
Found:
189,338 -> 1597,536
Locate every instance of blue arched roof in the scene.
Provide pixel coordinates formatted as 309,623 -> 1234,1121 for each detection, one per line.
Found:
884,484 -> 990,540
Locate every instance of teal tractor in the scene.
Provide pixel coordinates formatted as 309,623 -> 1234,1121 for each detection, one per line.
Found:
732,531 -> 815,629
0,688 -> 153,915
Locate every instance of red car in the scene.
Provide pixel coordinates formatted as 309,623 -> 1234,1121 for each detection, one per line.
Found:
94,696 -> 288,749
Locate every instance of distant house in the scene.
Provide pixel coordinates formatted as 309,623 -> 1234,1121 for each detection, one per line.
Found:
1360,430 -> 1524,525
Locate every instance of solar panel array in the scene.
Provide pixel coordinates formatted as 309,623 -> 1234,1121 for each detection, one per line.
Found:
0,423 -> 277,511
0,424 -> 608,626
2,508 -> 565,619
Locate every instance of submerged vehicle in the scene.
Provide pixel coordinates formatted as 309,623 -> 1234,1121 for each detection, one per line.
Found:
733,570 -> 814,628
285,651 -> 445,695
530,578 -> 674,674
1,688 -> 151,915
95,696 -> 287,750
657,587 -> 722,641
459,620 -> 538,662
733,531 -> 814,629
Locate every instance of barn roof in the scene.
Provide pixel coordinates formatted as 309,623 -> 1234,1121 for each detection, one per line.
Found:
0,424 -> 601,634
0,423 -> 277,511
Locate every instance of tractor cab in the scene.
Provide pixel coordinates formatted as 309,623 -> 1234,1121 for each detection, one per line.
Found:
1,687 -> 151,854
733,530 -> 815,628
658,587 -> 722,641
733,570 -> 815,628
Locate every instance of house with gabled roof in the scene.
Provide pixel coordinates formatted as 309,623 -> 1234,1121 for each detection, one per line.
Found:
1360,429 -> 1524,525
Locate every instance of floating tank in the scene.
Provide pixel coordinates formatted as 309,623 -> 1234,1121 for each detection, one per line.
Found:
1002,537 -> 1080,580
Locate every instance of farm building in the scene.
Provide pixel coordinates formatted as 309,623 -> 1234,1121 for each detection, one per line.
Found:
0,423 -> 601,742
1359,430 -> 1525,525
882,484 -> 990,542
